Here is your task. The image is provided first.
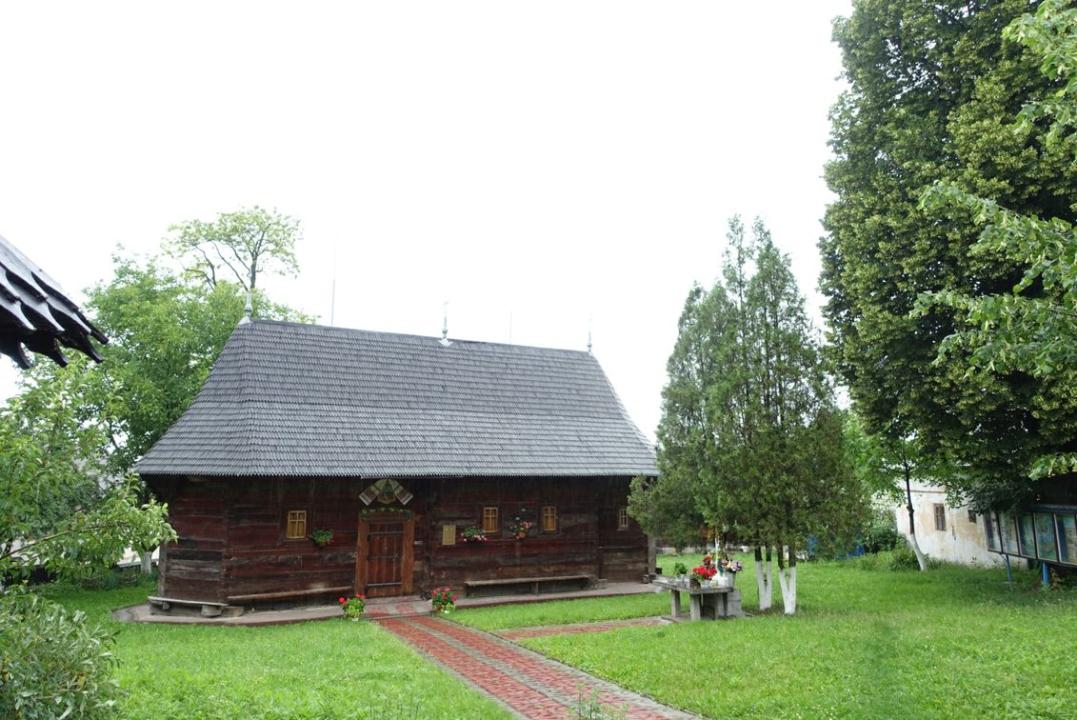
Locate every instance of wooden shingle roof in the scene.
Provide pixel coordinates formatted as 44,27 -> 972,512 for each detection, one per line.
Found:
137,320 -> 657,478
0,234 -> 107,368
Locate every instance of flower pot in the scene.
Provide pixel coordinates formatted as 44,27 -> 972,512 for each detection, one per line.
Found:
689,578 -> 701,590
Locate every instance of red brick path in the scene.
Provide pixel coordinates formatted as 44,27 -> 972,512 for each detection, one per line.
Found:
364,598 -> 430,619
381,616 -> 695,720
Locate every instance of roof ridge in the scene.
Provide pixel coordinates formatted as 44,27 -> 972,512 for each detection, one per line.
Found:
246,318 -> 593,356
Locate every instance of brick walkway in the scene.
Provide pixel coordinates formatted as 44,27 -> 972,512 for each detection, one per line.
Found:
365,597 -> 431,619
381,616 -> 696,720
497,617 -> 668,641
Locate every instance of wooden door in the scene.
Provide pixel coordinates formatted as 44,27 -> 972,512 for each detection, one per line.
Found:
355,514 -> 414,597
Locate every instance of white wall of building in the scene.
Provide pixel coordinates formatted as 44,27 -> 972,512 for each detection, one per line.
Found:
892,483 -> 1004,567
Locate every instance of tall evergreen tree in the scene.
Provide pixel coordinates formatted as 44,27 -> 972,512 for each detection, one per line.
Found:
645,218 -> 866,614
821,0 -> 1077,510
629,285 -> 714,552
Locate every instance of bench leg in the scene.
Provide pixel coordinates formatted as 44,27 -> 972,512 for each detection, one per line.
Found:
670,590 -> 681,618
689,594 -> 701,621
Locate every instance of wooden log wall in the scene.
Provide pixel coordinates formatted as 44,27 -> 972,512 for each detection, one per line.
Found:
421,476 -> 648,590
147,477 -> 227,602
146,475 -> 649,604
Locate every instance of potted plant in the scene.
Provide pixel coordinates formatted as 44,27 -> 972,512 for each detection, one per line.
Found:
431,586 -> 457,614
461,526 -> 487,543
338,594 -> 366,620
672,561 -> 689,587
310,528 -> 333,547
689,563 -> 716,589
508,518 -> 532,540
718,558 -> 742,587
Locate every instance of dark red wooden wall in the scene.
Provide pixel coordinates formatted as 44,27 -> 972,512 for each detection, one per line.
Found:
146,475 -> 648,605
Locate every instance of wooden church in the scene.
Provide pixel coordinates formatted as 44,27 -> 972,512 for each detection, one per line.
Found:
137,319 -> 657,613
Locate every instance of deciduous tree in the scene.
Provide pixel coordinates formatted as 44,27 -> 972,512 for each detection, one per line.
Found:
166,206 -> 300,302
821,0 -> 1077,510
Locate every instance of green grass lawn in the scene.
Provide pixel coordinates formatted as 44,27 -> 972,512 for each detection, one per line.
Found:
46,581 -> 510,720
484,554 -> 1076,720
45,555 -> 1077,720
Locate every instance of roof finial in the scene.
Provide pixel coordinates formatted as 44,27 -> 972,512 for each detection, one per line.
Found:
439,300 -> 452,347
239,291 -> 253,325
587,318 -> 593,354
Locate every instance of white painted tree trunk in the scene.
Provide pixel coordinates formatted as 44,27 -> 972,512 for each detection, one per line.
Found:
754,549 -> 773,611
139,548 -> 155,575
777,564 -> 797,615
909,533 -> 928,572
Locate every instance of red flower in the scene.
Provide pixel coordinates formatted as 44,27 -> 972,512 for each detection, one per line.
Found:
338,597 -> 346,604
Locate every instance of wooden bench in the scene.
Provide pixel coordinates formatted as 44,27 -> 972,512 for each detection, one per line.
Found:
226,585 -> 351,604
148,595 -> 230,618
464,574 -> 594,597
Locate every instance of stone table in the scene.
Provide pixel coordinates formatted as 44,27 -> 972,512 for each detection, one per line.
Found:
652,576 -> 743,621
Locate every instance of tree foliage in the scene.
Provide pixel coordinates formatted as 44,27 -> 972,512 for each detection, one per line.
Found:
0,359 -> 106,562
166,206 -> 300,297
916,0 -> 1077,484
0,590 -> 120,720
628,285 -> 711,550
643,218 -> 867,613
0,358 -> 175,582
821,0 -> 1077,510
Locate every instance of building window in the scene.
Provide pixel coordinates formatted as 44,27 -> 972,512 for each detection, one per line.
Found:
286,510 -> 307,539
967,508 -> 977,523
618,507 -> 629,530
542,506 -> 558,532
984,513 -> 999,552
482,506 -> 499,534
933,504 -> 946,532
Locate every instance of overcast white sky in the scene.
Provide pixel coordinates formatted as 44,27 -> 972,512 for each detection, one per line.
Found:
1,1 -> 851,440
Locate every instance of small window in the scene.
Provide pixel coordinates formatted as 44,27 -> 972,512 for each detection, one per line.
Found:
286,510 -> 307,539
542,506 -> 557,532
618,507 -> 629,530
933,504 -> 946,532
967,508 -> 977,523
482,506 -> 499,534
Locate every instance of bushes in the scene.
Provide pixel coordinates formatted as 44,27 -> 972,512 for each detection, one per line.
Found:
0,590 -> 120,719
862,522 -> 902,554
887,542 -> 921,571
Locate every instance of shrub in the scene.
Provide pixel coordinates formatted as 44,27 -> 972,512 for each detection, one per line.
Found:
862,522 -> 902,554
888,542 -> 921,571
0,590 -> 120,720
